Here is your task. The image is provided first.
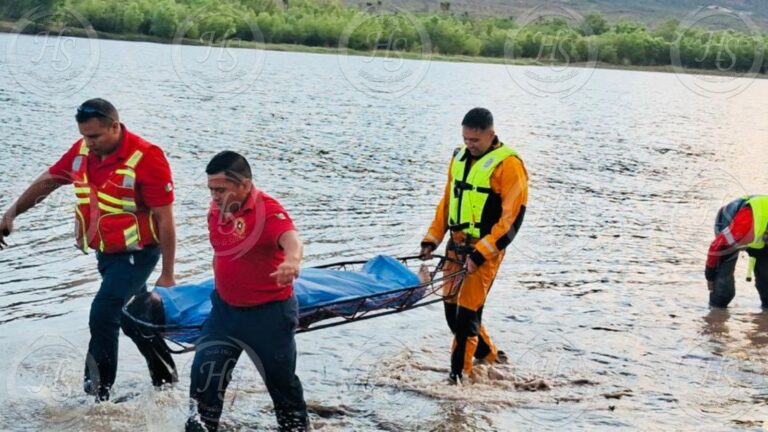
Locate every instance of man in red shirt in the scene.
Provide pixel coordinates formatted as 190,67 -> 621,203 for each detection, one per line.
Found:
707,196 -> 768,308
0,99 -> 177,401
186,151 -> 308,432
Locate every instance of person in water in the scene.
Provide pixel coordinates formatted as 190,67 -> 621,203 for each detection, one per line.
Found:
186,151 -> 308,432
707,196 -> 768,308
0,98 -> 177,401
419,107 -> 528,384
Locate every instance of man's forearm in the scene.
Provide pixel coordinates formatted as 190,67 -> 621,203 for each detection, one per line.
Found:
285,240 -> 303,263
3,173 -> 60,221
156,211 -> 176,277
281,231 -> 303,263
159,223 -> 176,276
424,193 -> 449,246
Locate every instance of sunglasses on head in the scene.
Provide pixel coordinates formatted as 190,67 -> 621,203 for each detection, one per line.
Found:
76,105 -> 116,122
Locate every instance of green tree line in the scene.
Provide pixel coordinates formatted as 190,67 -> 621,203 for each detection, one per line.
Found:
2,0 -> 767,72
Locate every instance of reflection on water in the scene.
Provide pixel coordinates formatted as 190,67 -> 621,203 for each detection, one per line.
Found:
702,308 -> 768,356
1,32 -> 768,430
702,309 -> 732,345
746,312 -> 768,348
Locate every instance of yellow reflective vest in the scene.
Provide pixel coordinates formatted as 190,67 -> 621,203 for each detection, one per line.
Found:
72,140 -> 159,254
746,195 -> 768,250
448,144 -> 520,238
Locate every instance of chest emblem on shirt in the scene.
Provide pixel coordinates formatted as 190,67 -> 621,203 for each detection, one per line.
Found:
234,217 -> 246,237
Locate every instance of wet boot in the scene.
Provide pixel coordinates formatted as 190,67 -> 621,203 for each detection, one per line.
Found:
276,407 -> 309,432
184,417 -> 211,432
84,378 -> 110,402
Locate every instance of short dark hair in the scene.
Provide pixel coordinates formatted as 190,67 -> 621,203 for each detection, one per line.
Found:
461,107 -> 494,130
206,151 -> 252,181
75,98 -> 119,125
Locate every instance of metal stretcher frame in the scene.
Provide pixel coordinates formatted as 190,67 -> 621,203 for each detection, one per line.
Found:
122,255 -> 465,354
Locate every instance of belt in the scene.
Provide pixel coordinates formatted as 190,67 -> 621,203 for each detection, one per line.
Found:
447,239 -> 477,255
448,222 -> 471,232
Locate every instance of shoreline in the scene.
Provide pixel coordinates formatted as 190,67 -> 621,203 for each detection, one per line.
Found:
1,21 -> 765,81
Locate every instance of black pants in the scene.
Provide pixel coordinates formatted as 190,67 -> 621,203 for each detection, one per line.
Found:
187,292 -> 308,432
444,303 -> 493,375
84,246 -> 160,399
121,291 -> 178,387
710,248 -> 768,308
710,201 -> 768,308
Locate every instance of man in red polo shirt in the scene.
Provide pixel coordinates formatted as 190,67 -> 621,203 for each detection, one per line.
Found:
0,99 -> 177,401
186,151 -> 308,432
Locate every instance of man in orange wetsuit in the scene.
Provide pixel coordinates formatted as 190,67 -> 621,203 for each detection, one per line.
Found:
420,107 -> 528,384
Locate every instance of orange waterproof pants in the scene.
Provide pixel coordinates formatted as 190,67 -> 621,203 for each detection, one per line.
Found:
442,232 -> 504,376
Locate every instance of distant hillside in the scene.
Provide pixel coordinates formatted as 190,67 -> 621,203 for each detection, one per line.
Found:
362,0 -> 768,29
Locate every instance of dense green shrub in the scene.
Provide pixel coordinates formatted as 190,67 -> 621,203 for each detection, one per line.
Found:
3,0 -> 764,72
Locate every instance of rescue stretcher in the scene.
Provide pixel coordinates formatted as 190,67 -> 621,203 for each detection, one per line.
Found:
122,255 -> 464,354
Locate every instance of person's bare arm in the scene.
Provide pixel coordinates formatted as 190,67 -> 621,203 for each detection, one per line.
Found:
151,204 -> 176,287
0,172 -> 62,249
270,230 -> 303,286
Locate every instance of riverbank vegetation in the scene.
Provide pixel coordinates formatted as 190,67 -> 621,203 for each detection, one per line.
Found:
2,0 -> 767,73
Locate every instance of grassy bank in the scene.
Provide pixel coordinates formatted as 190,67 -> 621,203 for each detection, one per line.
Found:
2,0 -> 767,75
2,18 -> 765,83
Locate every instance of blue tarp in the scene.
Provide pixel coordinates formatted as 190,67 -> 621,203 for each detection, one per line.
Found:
154,256 -> 423,343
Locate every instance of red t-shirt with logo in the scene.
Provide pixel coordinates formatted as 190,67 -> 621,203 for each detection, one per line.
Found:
48,125 -> 174,209
208,188 -> 296,306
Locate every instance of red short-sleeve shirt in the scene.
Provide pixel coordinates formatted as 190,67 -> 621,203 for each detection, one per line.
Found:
48,125 -> 174,208
208,188 -> 297,307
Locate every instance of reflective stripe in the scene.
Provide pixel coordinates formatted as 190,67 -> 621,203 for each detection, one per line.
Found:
117,168 -> 136,189
722,227 -> 736,246
71,140 -> 152,253
125,150 -> 144,169
73,141 -> 88,174
72,156 -> 83,172
75,206 -> 88,254
124,225 -> 138,237
125,224 -> 140,249
98,202 -> 123,214
115,168 -> 136,188
479,238 -> 498,256
149,210 -> 159,242
97,192 -> 136,208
